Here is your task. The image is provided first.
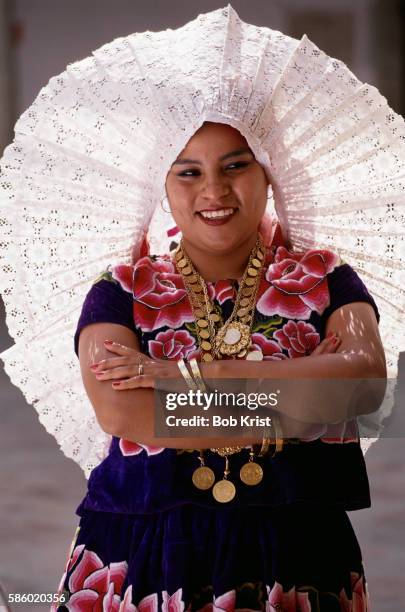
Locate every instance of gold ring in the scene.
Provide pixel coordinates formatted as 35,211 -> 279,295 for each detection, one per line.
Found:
138,361 -> 144,376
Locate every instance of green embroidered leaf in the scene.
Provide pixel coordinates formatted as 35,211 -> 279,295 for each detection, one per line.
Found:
252,316 -> 283,336
184,322 -> 198,338
92,268 -> 117,285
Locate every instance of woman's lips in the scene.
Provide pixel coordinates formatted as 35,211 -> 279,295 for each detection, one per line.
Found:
197,209 -> 238,226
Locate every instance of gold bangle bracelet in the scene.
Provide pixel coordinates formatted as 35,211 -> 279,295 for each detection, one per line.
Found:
189,357 -> 207,392
273,415 -> 284,454
257,433 -> 271,457
177,358 -> 198,390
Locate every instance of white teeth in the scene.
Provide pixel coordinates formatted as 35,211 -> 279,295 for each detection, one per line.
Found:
200,208 -> 235,219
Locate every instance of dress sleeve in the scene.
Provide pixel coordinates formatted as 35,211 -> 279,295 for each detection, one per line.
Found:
73,267 -> 137,357
320,263 -> 380,335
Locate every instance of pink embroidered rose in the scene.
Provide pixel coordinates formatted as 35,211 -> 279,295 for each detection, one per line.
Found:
273,320 -> 320,358
250,333 -> 287,360
162,588 -> 186,612
266,581 -> 295,611
119,439 -> 165,457
120,586 -> 158,612
132,256 -> 195,332
339,572 -> 370,611
110,264 -> 134,293
148,329 -> 197,360
257,246 -> 340,320
210,279 -> 237,305
66,547 -> 127,611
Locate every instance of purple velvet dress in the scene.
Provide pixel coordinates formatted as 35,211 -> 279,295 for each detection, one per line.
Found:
53,244 -> 379,611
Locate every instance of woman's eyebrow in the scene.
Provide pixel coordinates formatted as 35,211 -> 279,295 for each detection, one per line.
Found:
172,148 -> 253,165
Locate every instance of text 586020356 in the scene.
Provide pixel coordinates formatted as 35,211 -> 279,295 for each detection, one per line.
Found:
8,592 -> 67,604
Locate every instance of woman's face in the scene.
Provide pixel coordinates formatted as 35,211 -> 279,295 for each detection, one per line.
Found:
165,122 -> 270,253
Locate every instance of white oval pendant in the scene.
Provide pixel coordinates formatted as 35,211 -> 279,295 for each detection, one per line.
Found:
246,350 -> 263,361
223,327 -> 241,345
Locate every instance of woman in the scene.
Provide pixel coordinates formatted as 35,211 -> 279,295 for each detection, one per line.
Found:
52,120 -> 386,611
1,5 -> 400,611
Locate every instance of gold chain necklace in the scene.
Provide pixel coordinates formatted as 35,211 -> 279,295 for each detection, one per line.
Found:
172,234 -> 265,362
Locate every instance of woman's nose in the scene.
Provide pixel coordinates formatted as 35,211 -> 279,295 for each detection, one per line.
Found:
200,175 -> 230,199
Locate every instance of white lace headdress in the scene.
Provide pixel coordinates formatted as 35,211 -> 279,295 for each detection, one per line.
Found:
0,4 -> 403,478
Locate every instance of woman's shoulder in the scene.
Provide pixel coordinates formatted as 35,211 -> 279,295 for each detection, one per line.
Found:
74,262 -> 137,357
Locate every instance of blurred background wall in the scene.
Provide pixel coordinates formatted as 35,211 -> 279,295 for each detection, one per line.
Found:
0,1 -> 404,611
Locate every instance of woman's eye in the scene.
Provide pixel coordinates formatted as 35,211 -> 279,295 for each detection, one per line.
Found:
178,169 -> 200,177
177,161 -> 250,177
226,161 -> 250,170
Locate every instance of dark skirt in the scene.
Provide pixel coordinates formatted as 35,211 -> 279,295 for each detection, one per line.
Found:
52,503 -> 370,611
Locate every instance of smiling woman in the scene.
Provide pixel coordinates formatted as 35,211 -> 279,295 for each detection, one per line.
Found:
1,5 -> 402,612
165,122 -> 270,280
51,113 -> 385,609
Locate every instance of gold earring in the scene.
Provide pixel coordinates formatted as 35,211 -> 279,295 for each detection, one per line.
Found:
160,196 -> 171,213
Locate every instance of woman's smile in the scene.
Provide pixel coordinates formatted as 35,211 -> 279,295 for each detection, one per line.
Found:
197,207 -> 238,225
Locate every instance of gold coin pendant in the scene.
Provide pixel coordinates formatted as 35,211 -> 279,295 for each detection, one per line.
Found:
192,466 -> 215,490
212,479 -> 236,503
239,462 -> 263,486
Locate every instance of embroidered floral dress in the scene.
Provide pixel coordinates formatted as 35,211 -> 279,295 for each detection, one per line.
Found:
53,242 -> 380,611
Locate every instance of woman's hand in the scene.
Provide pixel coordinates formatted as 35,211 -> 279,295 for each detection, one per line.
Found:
89,340 -> 180,391
311,330 -> 341,356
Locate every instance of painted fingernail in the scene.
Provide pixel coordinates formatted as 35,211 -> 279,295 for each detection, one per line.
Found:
326,331 -> 335,338
90,364 -> 100,370
104,340 -> 114,345
112,381 -> 122,387
332,337 -> 339,344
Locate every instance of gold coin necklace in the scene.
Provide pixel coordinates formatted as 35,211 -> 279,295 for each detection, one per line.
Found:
172,235 -> 267,502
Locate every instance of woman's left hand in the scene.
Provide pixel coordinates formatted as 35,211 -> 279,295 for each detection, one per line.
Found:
89,340 -> 181,391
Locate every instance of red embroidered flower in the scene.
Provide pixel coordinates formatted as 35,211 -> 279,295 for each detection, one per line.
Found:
110,264 -> 134,293
119,585 -> 157,611
162,588 -> 186,612
266,581 -> 296,611
250,333 -> 287,360
210,279 -> 237,305
273,320 -> 320,358
339,572 -> 370,611
132,257 -> 195,332
257,246 -> 340,320
119,439 -> 165,457
66,547 -> 127,611
148,329 -> 197,360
